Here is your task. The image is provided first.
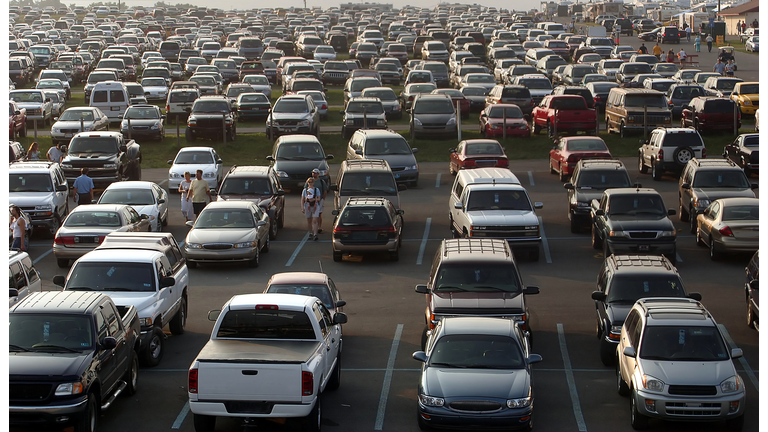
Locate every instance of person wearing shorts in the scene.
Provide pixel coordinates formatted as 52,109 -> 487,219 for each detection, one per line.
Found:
305,168 -> 328,233
302,178 -> 321,241
187,169 -> 211,218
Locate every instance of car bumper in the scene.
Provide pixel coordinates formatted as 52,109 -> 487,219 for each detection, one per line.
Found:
53,244 -> 99,260
713,237 -> 759,254
28,214 -> 57,230
738,105 -> 757,115
605,239 -> 676,256
9,397 -> 88,426
190,400 -> 314,418
392,169 -> 418,182
417,404 -> 533,430
184,247 -> 258,263
633,388 -> 745,421
485,127 -> 530,138
333,238 -> 399,253
414,125 -> 457,136
267,126 -> 313,136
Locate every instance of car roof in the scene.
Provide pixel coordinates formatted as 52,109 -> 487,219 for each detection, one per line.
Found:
79,248 -> 164,261
606,254 -> 677,275
204,200 -> 255,210
10,291 -> 106,314
227,293 -> 313,311
103,181 -> 156,190
69,203 -> 128,213
268,272 -> 329,285
441,316 -> 518,337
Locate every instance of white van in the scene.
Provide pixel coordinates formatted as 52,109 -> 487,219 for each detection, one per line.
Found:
89,81 -> 129,122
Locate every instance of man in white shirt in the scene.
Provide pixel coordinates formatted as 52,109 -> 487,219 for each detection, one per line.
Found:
47,142 -> 64,163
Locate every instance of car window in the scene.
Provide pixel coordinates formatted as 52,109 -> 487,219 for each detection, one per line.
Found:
640,325 -> 729,361
429,334 -> 525,369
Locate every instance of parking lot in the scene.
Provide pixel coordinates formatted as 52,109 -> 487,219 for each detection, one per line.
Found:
19,158 -> 759,432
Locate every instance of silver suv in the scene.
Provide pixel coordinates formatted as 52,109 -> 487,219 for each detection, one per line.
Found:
409,93 -> 457,138
617,298 -> 746,430
638,127 -> 706,181
9,161 -> 69,235
266,94 -> 320,138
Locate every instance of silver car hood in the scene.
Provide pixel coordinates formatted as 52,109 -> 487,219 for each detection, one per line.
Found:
641,359 -> 736,386
187,227 -> 256,244
52,120 -> 97,129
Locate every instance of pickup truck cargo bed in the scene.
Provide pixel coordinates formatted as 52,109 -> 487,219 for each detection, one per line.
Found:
196,339 -> 321,363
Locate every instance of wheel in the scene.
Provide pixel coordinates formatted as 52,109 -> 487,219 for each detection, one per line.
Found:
600,339 -> 616,366
417,409 -> 432,431
688,208 -> 697,234
591,225 -> 602,249
678,198 -> 689,222
726,415 -> 745,432
18,122 -> 26,137
122,351 -> 139,396
74,392 -> 97,432
420,325 -> 429,350
547,121 -> 555,138
169,296 -> 187,335
529,248 -> 540,262
57,258 -> 69,268
651,160 -> 662,181
629,392 -> 649,429
603,238 -> 610,259
570,214 -> 579,233
390,250 -> 399,261
187,260 -> 197,268
326,352 -> 341,391
709,238 -> 721,261
550,159 -> 557,174
50,214 -> 62,237
673,146 -> 694,167
185,128 -> 195,142
638,154 -> 648,173
616,363 -> 630,396
141,326 -> 164,367
559,164 -> 567,182
747,295 -> 756,329
606,117 -> 613,133
269,217 -> 278,240
619,122 -> 627,138
302,396 -> 321,432
249,246 -> 260,267
262,234 -> 270,252
193,414 -> 216,432
532,121 -> 541,134
278,208 -> 285,228
333,251 -> 342,262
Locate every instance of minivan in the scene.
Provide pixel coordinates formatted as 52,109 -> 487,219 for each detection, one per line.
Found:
486,84 -> 534,114
331,159 -> 404,211
604,88 -> 673,136
89,81 -> 129,122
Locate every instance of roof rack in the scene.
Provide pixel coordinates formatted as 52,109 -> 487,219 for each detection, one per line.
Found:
443,238 -> 510,257
611,254 -> 671,271
694,158 -> 737,168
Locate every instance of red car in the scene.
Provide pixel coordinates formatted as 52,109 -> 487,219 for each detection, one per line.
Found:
448,139 -> 509,174
681,96 -> 741,132
532,94 -> 598,137
431,88 -> 470,119
549,136 -> 612,181
479,104 -> 530,139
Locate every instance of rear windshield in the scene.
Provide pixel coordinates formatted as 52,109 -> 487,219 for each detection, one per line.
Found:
240,39 -> 263,48
488,106 -> 523,119
362,89 -> 396,101
220,177 -> 271,195
339,207 -> 391,228
722,204 -> 759,221
364,137 -> 411,155
672,86 -> 705,98
623,64 -> 653,74
100,188 -> 154,205
502,87 -> 531,98
519,78 -> 552,89
217,310 -> 315,339
170,91 -> 198,102
567,139 -> 607,151
703,99 -> 735,113
551,97 -> 586,109
340,172 -> 397,195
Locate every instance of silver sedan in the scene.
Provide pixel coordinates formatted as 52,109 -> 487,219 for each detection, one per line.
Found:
184,200 -> 270,268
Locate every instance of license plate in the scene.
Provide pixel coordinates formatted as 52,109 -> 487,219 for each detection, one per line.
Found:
638,245 -> 650,251
279,128 -> 289,132
75,236 -> 97,244
352,231 -> 378,241
64,133 -> 73,138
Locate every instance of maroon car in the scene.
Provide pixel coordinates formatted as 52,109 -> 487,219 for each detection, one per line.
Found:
681,97 -> 741,132
549,136 -> 612,181
449,139 -> 509,173
478,104 -> 530,139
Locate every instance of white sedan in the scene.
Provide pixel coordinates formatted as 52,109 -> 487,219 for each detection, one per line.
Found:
314,45 -> 338,63
167,146 -> 224,190
746,36 -> 759,52
97,181 -> 169,232
241,74 -> 272,99
140,77 -> 169,101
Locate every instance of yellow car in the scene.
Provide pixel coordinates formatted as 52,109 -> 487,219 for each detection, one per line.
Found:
730,82 -> 759,115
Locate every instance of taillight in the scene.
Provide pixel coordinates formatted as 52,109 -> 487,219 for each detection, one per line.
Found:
595,95 -> 602,101
702,148 -> 706,158
54,236 -> 75,244
463,159 -> 476,167
657,149 -> 664,160
302,371 -> 313,396
719,226 -> 734,237
567,155 -> 579,163
379,226 -> 396,238
321,104 -> 327,109
498,159 -> 509,167
699,113 -> 706,121
188,368 -> 198,393
530,99 -> 535,106
165,105 -> 170,112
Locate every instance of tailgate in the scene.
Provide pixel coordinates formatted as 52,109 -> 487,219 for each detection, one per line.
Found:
197,362 -> 303,402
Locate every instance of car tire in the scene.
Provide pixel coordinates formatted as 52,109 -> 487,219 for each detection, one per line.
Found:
688,209 -> 697,234
193,414 -> 216,432
570,213 -> 580,234
169,296 -> 187,336
600,339 -> 616,366
333,251 -> 342,262
269,218 -> 278,240
187,260 -> 197,269
123,351 -> 139,396
532,121 -> 541,134
141,326 -> 164,367
57,258 -> 69,268
591,225 -> 602,249
420,325 -> 430,350
249,247 -> 260,267
262,235 -> 270,253
417,408 -> 432,431
74,392 -> 97,432
326,352 -> 341,391
638,154 -> 648,173
619,122 -> 627,138
678,198 -> 689,222
747,297 -> 756,329
616,362 -> 630,396
651,159 -> 662,181
630,392 -> 649,430
301,396 -> 321,432
50,214 -> 62,238
559,164 -> 567,182
547,120 -> 555,138
185,128 -> 195,142
709,238 -> 721,261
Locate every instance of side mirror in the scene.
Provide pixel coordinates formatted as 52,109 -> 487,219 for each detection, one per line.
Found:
413,351 -> 428,362
9,288 -> 19,297
209,189 -> 218,196
167,160 -> 173,165
216,159 -> 223,164
564,183 -> 574,190
453,201 -> 463,209
397,209 -> 405,215
622,346 -> 636,358
119,145 -> 127,152
749,280 -> 758,290
256,220 -> 267,227
687,292 -> 702,301
667,208 -> 676,216
449,148 -> 455,153
331,210 -> 339,216
731,348 -> 743,359
56,184 -> 68,191
682,104 -> 690,110
101,336 -> 117,350
15,110 -> 21,115
751,183 -> 759,190
595,209 -> 605,216
53,275 -> 66,286
355,149 -> 362,155
326,154 -> 334,160
266,155 -> 275,162
330,184 -> 339,191
591,291 -> 606,301
158,198 -> 166,204
696,208 -> 705,215
397,184 -> 407,191
332,312 -> 347,324
524,286 -> 540,295
207,310 -> 221,321
480,113 -> 487,117
415,284 -> 430,294
412,148 -> 418,153
184,107 -> 191,113
185,220 -> 195,227
681,182 -> 691,189
640,139 -> 648,145
161,115 -> 166,119
160,276 -> 175,288
534,202 -> 543,209
526,354 -> 543,364
335,300 -> 347,308
277,189 -> 285,196
140,214 -> 150,220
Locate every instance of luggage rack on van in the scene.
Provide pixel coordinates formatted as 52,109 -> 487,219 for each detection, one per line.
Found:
442,238 -> 511,258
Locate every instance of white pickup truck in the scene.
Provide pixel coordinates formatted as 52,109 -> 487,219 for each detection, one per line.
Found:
188,293 -> 346,432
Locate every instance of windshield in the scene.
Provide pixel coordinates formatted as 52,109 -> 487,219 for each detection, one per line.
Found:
10,174 -> 53,192
338,207 -> 391,228
608,194 -> 666,216
316,47 -> 335,54
362,89 -> 396,101
519,78 -> 552,89
346,101 -> 383,114
488,106 -> 523,119
350,79 -> 379,92
462,87 -> 487,96
227,86 -> 252,97
273,100 -> 309,114
37,81 -> 63,89
623,64 -> 653,74
193,101 -> 229,113
216,310 -> 315,339
364,138 -> 411,155
466,189 -> 531,211
340,172 -> 397,195
10,92 -> 43,103
656,64 -> 677,72
739,84 -> 758,94
243,76 -> 270,85
409,84 -> 437,93
124,107 -> 159,119
174,151 -> 213,164
67,262 -> 156,292
640,325 -> 729,361
59,110 -> 94,121
435,262 -> 520,293
63,211 -> 121,227
194,208 -> 255,228
376,63 -> 398,72
9,314 -> 93,351
100,188 -> 154,205
68,137 -> 117,153
220,178 -> 271,195
566,139 -> 607,151
572,66 -> 596,78
625,94 -> 667,108
692,171 -> 749,188
607,275 -> 685,303
414,99 -> 454,114
275,142 -> 324,160
190,76 -> 215,86
428,334 -> 525,369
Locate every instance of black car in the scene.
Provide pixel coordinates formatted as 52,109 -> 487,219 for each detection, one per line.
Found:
120,105 -> 165,141
657,27 -> 680,44
666,84 -> 706,117
215,165 -> 286,240
565,159 -> 631,233
265,134 -> 333,191
724,133 -> 759,177
185,96 -> 237,142
591,254 -> 701,365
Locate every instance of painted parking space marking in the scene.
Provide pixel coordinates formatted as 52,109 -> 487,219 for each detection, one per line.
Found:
171,401 -> 190,429
374,324 -> 404,430
32,248 -> 54,264
528,171 -> 535,186
557,323 -> 588,432
718,324 -> 759,391
416,218 -> 432,265
538,216 -> 552,264
435,173 -> 441,188
285,232 -> 310,266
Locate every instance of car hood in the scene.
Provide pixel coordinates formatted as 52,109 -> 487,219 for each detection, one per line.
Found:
170,164 -> 216,176
187,227 -> 257,244
415,113 -> 454,122
424,368 -> 529,399
128,204 -> 158,217
15,102 -> 44,109
362,153 -> 417,169
432,291 -> 524,312
10,352 -> 91,377
271,112 -> 311,121
466,210 -> 539,225
606,302 -> 633,326
100,291 -> 158,313
693,188 -> 756,201
9,192 -> 57,206
273,159 -> 329,175
609,215 -> 674,230
574,189 -> 605,203
641,359 -> 736,385
53,120 -> 97,128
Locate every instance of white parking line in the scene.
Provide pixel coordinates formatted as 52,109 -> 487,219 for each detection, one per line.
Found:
537,217 -> 553,264
435,173 -> 441,188
32,248 -> 54,264
557,323 -> 588,432
416,218 -> 432,265
285,232 -> 310,266
374,324 -> 404,430
171,401 -> 190,429
528,171 -> 535,186
676,252 -> 683,263
718,324 -> 759,391
158,179 -> 168,186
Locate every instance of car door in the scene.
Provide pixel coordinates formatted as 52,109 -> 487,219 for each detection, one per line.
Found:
102,302 -> 130,389
212,149 -> 224,181
94,308 -> 119,394
594,194 -> 610,241
126,207 -> 149,231
9,261 -> 28,307
152,183 -> 168,224
316,301 -> 340,383
52,167 -> 69,217
154,256 -> 177,327
619,309 -> 640,384
698,201 -> 719,243
550,138 -> 565,169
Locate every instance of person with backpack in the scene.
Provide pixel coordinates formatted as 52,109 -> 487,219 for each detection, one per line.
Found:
301,177 -> 321,241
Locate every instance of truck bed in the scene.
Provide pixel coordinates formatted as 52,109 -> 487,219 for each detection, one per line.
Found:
196,339 -> 322,364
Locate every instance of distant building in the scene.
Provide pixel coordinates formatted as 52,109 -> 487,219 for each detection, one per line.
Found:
718,0 -> 759,35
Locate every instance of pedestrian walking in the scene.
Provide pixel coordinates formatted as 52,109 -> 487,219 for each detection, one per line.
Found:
742,22 -> 747,33
25,142 -> 40,161
713,59 -> 726,76
72,167 -> 94,207
666,49 -> 675,63
737,20 -> 742,33
301,177 -> 320,241
677,48 -> 688,67
686,26 -> 692,42
694,34 -> 701,52
187,169 -> 211,219
47,142 -> 64,163
706,34 -> 713,52
638,43 -> 648,54
10,205 -> 27,251
304,168 -> 328,234
653,42 -> 662,59
725,59 -> 736,77
178,171 -> 193,222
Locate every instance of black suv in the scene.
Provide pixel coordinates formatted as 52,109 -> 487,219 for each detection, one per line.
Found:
590,187 -> 677,262
591,254 -> 701,366
185,96 -> 237,142
678,158 -> 757,233
657,26 -> 680,44
215,165 -> 286,240
564,159 -> 631,233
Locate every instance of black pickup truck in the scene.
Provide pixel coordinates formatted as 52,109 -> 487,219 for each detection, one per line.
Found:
10,291 -> 140,432
61,131 -> 142,189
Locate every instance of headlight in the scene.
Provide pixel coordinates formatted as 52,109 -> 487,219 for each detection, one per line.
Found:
608,230 -> 627,238
419,395 -> 445,407
377,119 -> 386,126
139,317 -> 153,326
744,101 -> 752,106
413,118 -> 422,126
410,164 -> 418,170
694,198 -> 711,209
276,170 -> 289,178
720,375 -> 741,393
55,382 -> 84,396
203,172 -> 215,178
170,172 -> 181,178
576,201 -> 591,208
299,119 -> 311,126
52,127 -> 60,133
35,205 -> 52,211
661,230 -> 676,237
641,374 -> 665,392
317,169 -> 328,176
234,241 -> 257,248
188,118 -> 197,125
506,397 -> 532,408
121,121 -> 128,129
186,242 -> 203,249
447,117 -> 456,126
345,118 -> 354,125
103,163 -> 117,169
151,122 -> 160,130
